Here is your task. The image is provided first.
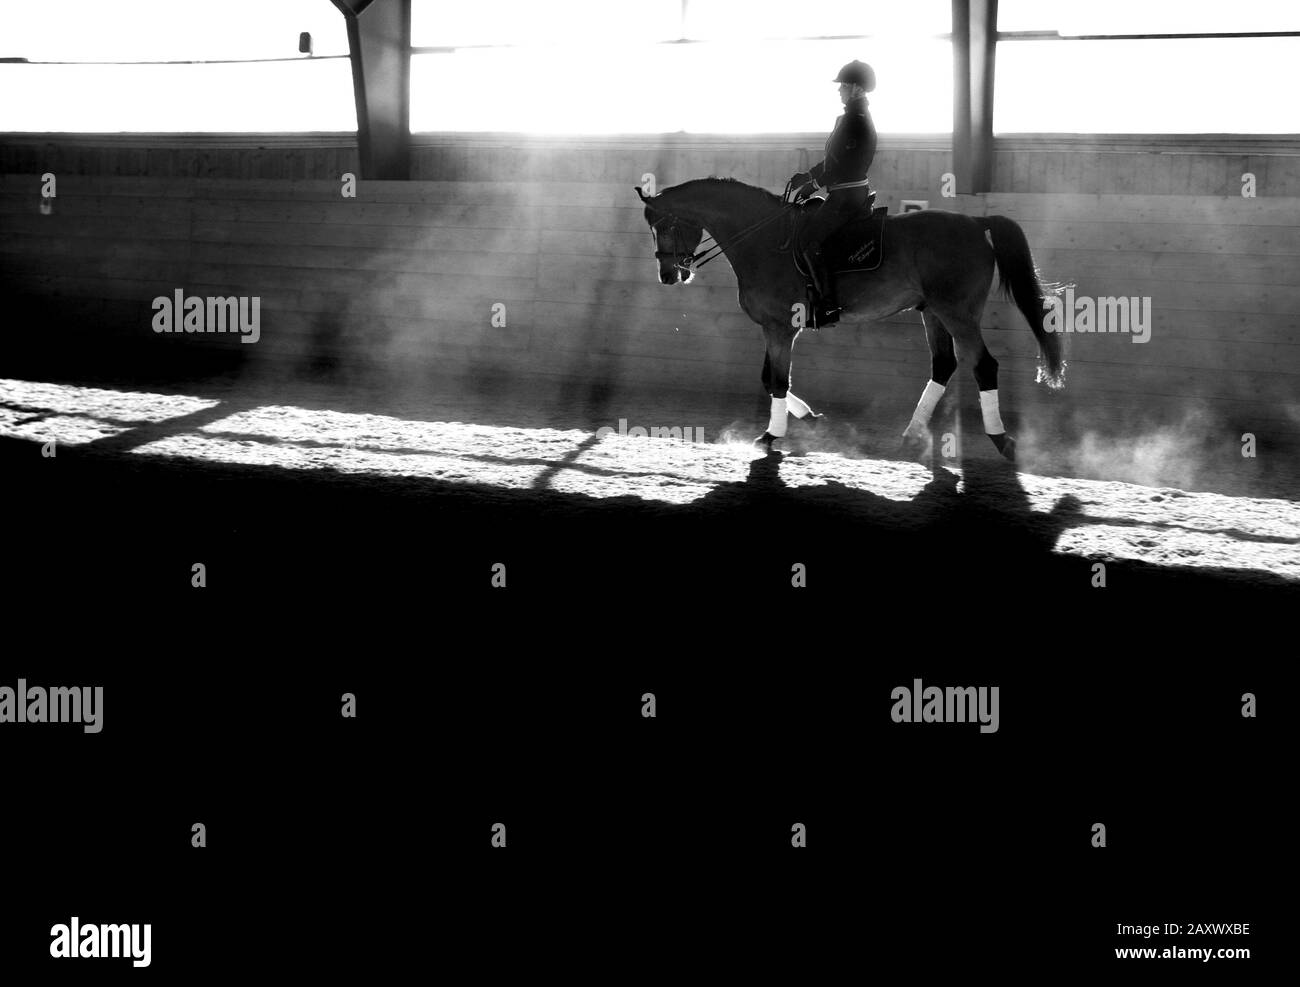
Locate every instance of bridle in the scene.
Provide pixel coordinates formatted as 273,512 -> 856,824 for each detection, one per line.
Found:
647,196 -> 797,277
649,214 -> 701,276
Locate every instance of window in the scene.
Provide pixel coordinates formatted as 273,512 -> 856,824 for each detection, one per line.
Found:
994,0 -> 1300,133
410,0 -> 951,133
0,0 -> 354,132
997,0 -> 1299,35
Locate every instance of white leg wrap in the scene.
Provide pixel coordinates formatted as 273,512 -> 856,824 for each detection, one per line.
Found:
979,389 -> 1006,434
767,397 -> 789,437
906,380 -> 945,434
786,391 -> 812,419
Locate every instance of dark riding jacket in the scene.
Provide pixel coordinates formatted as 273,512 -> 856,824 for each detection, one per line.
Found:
809,95 -> 876,190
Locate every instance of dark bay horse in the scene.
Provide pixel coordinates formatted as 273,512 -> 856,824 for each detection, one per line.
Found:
635,178 -> 1065,461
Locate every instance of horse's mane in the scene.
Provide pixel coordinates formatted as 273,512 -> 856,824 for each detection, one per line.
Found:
669,176 -> 783,209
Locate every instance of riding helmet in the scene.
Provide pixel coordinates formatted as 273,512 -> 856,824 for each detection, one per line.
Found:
833,60 -> 876,92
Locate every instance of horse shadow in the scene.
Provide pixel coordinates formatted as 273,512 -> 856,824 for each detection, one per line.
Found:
671,437 -> 1088,605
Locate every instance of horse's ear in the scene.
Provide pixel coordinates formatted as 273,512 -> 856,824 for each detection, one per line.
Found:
634,186 -> 649,203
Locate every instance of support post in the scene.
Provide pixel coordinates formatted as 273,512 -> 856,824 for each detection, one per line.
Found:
332,0 -> 411,180
951,0 -> 997,194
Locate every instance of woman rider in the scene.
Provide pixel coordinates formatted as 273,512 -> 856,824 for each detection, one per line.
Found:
788,60 -> 878,326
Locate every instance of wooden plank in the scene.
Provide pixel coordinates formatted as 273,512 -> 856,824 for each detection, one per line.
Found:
521,332 -> 753,372
982,299 -> 1300,346
189,219 -> 540,252
1011,335 -> 1283,374
535,252 -> 734,288
186,262 -> 535,298
532,301 -> 762,340
990,274 -> 1300,316
1078,150 -> 1102,196
1014,220 -> 1300,255
194,178 -> 638,206
1151,153 -> 1175,196
7,273 -> 187,302
1030,248 -> 1300,286
1045,152 -> 1067,194
1021,356 -> 1297,394
0,193 -> 192,220
541,229 -> 662,259
1187,154 -> 1223,196
1111,153 -> 1139,195
256,310 -> 533,347
0,213 -> 191,239
1131,152 -> 1157,197
0,174 -> 192,197
981,193 -> 1300,225
191,198 -> 547,229
190,242 -> 539,279
0,233 -> 187,261
1269,154 -> 1300,197
1165,154 -> 1192,195
1029,279 -> 1300,315
527,326 -> 744,362
533,278 -> 739,312
538,204 -> 647,234
181,280 -> 532,325
799,354 -> 940,383
0,255 -> 191,284
525,347 -> 758,381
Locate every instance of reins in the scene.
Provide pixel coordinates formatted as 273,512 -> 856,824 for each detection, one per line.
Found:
650,187 -> 799,274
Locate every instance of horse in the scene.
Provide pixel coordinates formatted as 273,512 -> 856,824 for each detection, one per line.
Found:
634,177 -> 1066,461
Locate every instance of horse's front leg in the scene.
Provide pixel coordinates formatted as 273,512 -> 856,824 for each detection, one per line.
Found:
754,326 -> 788,451
754,322 -> 823,451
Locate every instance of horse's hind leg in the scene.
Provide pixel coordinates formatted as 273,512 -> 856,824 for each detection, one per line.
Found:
944,316 -> 1016,462
901,312 -> 957,456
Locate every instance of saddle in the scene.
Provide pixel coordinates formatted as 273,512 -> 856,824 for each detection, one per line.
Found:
781,197 -> 888,328
786,198 -> 889,274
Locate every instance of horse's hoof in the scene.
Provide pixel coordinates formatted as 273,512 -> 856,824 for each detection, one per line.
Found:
753,431 -> 778,452
898,429 -> 932,461
989,433 -> 1017,462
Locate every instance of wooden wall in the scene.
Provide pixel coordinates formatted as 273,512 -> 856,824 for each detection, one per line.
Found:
963,192 -> 1300,444
0,134 -> 362,182
2,132 -> 1296,195
990,135 -> 1300,196
2,132 -> 1298,446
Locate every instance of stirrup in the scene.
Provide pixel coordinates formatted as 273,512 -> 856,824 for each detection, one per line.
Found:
814,305 -> 841,328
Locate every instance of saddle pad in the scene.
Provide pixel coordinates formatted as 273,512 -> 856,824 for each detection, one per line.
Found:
826,205 -> 888,273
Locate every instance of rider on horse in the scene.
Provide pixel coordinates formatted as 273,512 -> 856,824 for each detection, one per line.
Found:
788,60 -> 878,327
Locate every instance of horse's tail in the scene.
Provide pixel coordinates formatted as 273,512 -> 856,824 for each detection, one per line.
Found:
976,215 -> 1067,390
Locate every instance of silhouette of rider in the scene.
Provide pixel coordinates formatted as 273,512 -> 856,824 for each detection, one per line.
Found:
788,60 -> 877,326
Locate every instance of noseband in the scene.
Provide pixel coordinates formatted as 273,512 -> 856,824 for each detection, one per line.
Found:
650,215 -> 699,276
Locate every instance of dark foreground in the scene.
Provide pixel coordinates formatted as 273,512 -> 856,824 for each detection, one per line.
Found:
1,368 -> 1290,980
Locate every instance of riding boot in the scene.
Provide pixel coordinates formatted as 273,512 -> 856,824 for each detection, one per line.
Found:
804,242 -> 840,327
